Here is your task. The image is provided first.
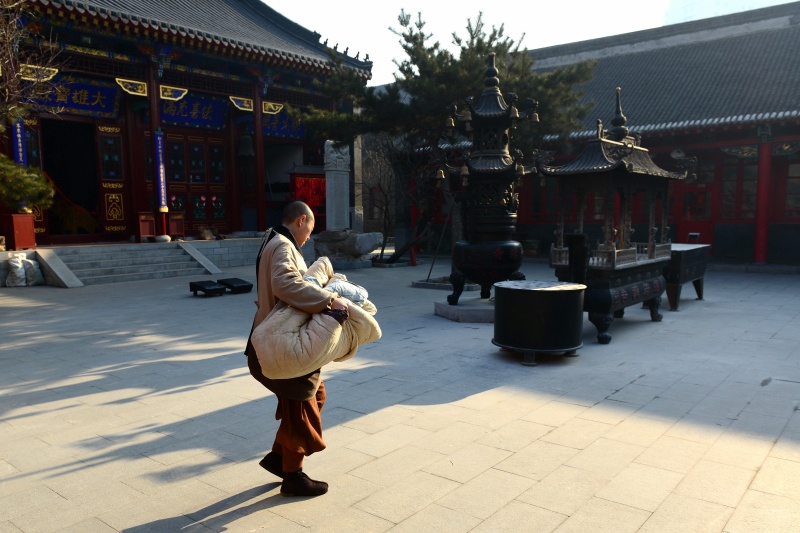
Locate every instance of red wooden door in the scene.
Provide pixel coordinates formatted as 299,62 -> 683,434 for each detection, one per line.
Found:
164,133 -> 229,236
672,158 -> 716,245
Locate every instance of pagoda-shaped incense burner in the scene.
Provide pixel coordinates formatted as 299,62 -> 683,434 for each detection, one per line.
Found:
444,54 -> 538,305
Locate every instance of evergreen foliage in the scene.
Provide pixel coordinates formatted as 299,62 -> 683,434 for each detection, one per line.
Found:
298,11 -> 595,154
0,0 -> 58,211
0,151 -> 53,211
293,11 -> 595,261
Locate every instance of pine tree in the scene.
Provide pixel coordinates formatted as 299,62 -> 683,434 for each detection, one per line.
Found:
0,151 -> 53,211
0,0 -> 59,212
294,11 -> 594,262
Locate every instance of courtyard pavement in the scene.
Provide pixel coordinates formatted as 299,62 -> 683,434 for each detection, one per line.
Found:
2,256 -> 800,532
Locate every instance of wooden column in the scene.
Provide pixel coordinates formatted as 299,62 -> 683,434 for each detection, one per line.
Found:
754,126 -> 773,264
604,184 -> 615,248
556,183 -> 566,248
648,193 -> 656,258
146,62 -> 167,236
253,86 -> 266,230
661,186 -> 670,244
576,189 -> 585,235
620,190 -> 631,250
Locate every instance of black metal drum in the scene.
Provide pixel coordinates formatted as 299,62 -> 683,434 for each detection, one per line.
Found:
492,280 -> 586,365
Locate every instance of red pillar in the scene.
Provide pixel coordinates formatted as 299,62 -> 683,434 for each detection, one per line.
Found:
753,128 -> 772,264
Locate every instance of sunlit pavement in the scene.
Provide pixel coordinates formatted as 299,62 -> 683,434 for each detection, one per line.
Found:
2,257 -> 800,532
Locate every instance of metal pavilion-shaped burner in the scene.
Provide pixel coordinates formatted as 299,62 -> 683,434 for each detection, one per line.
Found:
539,88 -> 687,344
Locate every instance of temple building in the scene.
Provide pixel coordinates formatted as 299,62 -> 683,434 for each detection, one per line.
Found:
517,1 -> 800,264
2,0 -> 371,244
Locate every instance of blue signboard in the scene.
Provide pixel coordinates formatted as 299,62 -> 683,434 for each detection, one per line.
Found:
161,94 -> 226,129
12,121 -> 27,166
29,76 -> 121,119
262,110 -> 304,139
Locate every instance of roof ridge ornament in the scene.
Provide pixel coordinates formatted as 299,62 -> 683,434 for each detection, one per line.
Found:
485,53 -> 499,88
608,87 -> 629,141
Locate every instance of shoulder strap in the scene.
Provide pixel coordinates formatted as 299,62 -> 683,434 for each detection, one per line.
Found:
254,228 -> 276,281
245,229 -> 275,358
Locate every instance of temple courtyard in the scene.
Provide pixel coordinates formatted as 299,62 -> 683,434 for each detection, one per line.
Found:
1,258 -> 800,532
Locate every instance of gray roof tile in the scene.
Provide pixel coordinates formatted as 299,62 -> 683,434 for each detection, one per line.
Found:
34,0 -> 371,76
531,2 -> 800,135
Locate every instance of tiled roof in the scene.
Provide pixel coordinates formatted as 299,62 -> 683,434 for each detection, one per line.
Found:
32,0 -> 372,77
540,138 -> 686,180
530,2 -> 800,137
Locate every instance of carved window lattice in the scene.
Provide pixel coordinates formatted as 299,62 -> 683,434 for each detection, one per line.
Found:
209,144 -> 225,184
167,141 -> 186,182
191,193 -> 207,220
169,193 -> 186,212
99,135 -> 123,181
61,53 -> 145,79
472,181 -> 517,214
478,130 -> 499,151
212,195 -> 226,219
188,143 -> 206,183
721,157 -> 757,220
144,139 -> 154,182
162,69 -> 250,97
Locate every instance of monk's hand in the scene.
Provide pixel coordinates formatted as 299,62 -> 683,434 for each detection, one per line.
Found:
323,297 -> 350,324
331,297 -> 349,312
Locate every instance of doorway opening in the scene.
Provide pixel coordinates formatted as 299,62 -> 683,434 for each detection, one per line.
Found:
41,119 -> 99,236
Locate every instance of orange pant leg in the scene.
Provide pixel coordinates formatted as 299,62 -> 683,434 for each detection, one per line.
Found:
273,381 -> 327,472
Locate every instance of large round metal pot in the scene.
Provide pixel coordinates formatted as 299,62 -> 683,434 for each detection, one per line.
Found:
492,280 -> 586,356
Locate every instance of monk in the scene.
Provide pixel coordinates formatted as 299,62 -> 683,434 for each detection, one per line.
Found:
245,200 -> 349,497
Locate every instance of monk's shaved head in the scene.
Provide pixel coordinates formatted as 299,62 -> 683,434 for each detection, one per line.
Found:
282,201 -> 314,224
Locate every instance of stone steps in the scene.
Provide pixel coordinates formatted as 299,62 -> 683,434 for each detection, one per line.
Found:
53,242 -> 208,285
78,266 -> 208,285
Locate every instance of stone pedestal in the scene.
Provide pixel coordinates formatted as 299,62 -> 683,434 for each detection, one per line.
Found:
434,296 -> 495,323
314,229 -> 382,270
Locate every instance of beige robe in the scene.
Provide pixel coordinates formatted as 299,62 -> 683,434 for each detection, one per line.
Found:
245,229 -> 333,400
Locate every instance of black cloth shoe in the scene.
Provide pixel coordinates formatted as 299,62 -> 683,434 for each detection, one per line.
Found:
258,452 -> 284,479
280,469 -> 328,497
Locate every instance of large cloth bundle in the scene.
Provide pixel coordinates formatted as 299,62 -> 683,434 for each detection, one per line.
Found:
4,253 -> 44,287
251,257 -> 381,379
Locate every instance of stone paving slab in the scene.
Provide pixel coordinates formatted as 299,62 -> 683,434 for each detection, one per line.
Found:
1,258 -> 800,532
